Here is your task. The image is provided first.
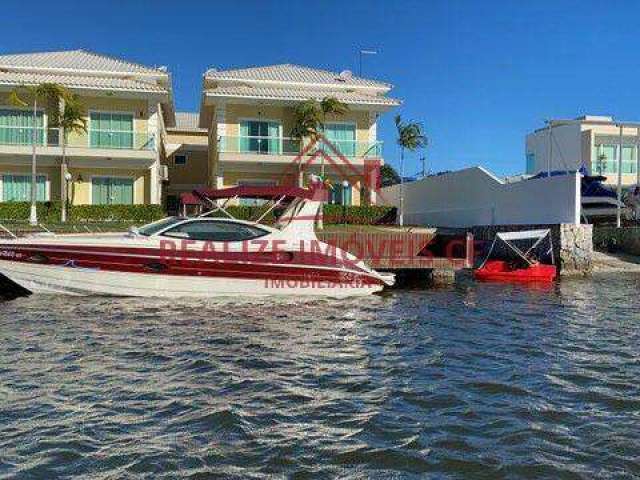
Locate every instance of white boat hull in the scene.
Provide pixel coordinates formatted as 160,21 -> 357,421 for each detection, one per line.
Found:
0,260 -> 385,298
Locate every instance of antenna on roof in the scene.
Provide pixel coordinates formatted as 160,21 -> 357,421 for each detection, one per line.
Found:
358,49 -> 378,76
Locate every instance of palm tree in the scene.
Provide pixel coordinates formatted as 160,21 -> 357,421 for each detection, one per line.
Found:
55,94 -> 87,222
380,164 -> 401,187
290,97 -> 348,230
291,96 -> 349,177
291,99 -> 322,148
395,115 -> 427,227
9,83 -> 70,225
319,97 -> 349,178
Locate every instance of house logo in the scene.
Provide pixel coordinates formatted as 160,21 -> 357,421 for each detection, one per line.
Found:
277,133 -> 385,204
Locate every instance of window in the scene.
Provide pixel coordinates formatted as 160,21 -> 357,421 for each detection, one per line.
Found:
90,112 -> 134,149
138,217 -> 185,236
593,145 -> 617,174
526,153 -> 536,174
622,146 -> 636,174
0,109 -> 45,145
239,120 -> 280,154
92,177 -> 134,205
593,144 -> 638,175
174,154 -> 187,166
162,220 -> 269,242
322,123 -> 356,157
2,175 -> 47,202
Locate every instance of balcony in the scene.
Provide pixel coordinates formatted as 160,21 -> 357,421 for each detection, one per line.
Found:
218,136 -> 383,159
0,126 -> 156,151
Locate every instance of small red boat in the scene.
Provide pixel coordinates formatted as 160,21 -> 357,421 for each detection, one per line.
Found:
474,229 -> 557,283
474,260 -> 557,283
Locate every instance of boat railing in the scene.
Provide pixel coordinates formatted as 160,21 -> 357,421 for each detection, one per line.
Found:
0,223 -> 17,239
0,221 -> 133,238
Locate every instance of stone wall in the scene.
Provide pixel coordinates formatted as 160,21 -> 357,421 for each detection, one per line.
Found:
471,224 -> 592,276
559,224 -> 593,276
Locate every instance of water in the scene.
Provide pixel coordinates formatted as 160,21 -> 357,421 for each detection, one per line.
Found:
1,275 -> 640,479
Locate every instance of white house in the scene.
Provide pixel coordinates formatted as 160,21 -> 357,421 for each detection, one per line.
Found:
525,115 -> 640,186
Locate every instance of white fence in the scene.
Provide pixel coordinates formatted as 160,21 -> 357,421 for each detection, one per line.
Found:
381,167 -> 581,227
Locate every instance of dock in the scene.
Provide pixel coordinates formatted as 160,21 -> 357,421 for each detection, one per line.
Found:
317,228 -> 474,285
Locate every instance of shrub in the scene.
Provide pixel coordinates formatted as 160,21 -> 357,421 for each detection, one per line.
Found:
208,206 -> 277,224
323,205 -> 396,225
210,204 -> 396,225
0,202 -> 165,223
69,204 -> 165,223
0,202 -> 396,226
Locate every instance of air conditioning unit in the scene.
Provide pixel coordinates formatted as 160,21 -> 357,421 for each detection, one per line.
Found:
158,164 -> 169,181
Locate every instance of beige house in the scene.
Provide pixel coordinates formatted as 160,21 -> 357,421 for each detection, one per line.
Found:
163,112 -> 209,211
526,115 -> 640,186
0,50 -> 401,210
197,64 -> 400,205
0,49 -> 174,206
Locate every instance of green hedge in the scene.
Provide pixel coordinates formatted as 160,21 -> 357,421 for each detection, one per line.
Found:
211,204 -> 396,225
0,202 -> 165,223
0,202 -> 395,225
323,205 -> 396,225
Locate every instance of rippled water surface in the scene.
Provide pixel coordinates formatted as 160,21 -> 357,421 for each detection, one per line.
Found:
2,275 -> 640,479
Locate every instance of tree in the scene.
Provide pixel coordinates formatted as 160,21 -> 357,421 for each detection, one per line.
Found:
380,164 -> 401,187
395,115 -> 427,227
291,96 -> 349,177
319,97 -> 349,178
290,97 -> 349,231
9,83 -> 71,225
291,99 -> 322,146
56,94 -> 87,222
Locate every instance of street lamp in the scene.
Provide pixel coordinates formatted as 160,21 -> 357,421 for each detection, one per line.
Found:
342,180 -> 350,223
64,171 -> 72,219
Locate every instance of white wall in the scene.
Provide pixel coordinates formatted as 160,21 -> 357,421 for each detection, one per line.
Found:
525,123 -> 583,174
381,167 -> 580,227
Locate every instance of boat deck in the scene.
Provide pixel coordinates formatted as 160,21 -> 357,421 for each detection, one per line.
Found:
317,230 -> 474,271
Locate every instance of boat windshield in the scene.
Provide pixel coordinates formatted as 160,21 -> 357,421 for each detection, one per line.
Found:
137,217 -> 185,236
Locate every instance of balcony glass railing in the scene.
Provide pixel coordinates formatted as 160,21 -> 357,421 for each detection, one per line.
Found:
219,136 -> 301,155
89,130 -> 155,150
0,126 -> 56,146
0,126 -> 155,151
315,139 -> 384,158
218,136 -> 383,158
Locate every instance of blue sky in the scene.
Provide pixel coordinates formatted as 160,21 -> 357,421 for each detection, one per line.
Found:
2,0 -> 637,176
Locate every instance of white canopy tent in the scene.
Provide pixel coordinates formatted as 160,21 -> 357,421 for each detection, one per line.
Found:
480,229 -> 555,268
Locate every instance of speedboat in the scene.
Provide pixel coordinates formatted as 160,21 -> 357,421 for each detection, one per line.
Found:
529,168 -> 629,222
0,185 -> 394,297
474,229 -> 557,283
474,260 -> 557,283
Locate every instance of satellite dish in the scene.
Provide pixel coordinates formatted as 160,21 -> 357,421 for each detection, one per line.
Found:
338,70 -> 353,81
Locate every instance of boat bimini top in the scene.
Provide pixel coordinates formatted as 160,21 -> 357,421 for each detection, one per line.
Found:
480,229 -> 555,268
179,183 -> 329,235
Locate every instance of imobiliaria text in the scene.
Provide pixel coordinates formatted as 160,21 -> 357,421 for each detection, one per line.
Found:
158,238 -> 369,290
